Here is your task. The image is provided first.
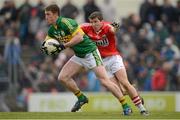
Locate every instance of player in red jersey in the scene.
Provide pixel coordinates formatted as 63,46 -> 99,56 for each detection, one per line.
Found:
81,11 -> 149,116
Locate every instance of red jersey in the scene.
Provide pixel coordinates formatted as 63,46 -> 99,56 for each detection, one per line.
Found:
81,22 -> 119,58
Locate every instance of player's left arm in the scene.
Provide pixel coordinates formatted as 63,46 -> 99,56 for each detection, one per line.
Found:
108,24 -> 116,35
64,29 -> 84,48
61,18 -> 85,48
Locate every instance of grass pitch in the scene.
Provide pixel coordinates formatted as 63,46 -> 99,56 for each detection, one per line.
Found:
0,112 -> 180,120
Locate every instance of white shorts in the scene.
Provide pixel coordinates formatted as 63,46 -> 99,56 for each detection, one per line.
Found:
103,55 -> 125,78
70,49 -> 103,69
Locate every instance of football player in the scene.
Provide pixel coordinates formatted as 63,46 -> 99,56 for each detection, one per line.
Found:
81,11 -> 149,116
43,4 -> 132,115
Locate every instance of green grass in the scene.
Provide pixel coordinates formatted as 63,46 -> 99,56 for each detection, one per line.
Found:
0,112 -> 180,119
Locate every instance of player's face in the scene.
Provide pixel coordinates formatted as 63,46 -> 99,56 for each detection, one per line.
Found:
45,11 -> 57,25
89,18 -> 102,31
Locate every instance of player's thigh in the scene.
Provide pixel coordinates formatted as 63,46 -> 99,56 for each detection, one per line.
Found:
103,55 -> 130,85
59,58 -> 82,80
92,65 -> 109,83
114,68 -> 131,85
103,55 -> 125,78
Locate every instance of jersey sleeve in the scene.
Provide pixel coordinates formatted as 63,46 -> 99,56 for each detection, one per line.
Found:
58,18 -> 85,37
80,23 -> 90,34
61,18 -> 78,34
107,24 -> 116,36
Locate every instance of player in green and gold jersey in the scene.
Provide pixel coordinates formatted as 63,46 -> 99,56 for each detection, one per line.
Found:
43,4 -> 131,114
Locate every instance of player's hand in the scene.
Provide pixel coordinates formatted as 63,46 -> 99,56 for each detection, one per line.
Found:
52,43 -> 66,52
111,22 -> 120,30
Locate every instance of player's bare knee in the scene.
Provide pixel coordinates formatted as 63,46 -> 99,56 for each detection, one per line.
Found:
99,78 -> 109,88
58,73 -> 69,83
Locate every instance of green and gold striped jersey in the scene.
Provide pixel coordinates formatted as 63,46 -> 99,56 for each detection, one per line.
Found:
46,16 -> 97,58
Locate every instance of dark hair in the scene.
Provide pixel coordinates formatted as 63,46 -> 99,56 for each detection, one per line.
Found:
88,11 -> 103,21
45,4 -> 60,15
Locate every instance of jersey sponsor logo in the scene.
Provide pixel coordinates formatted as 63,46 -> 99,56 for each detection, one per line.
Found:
53,30 -> 72,43
54,34 -> 72,43
95,35 -> 109,47
60,31 -> 65,36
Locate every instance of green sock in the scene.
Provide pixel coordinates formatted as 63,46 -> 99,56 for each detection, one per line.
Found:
78,94 -> 85,101
74,91 -> 85,101
122,103 -> 129,109
119,97 -> 129,109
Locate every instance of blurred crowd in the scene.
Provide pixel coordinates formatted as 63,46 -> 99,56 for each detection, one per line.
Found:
117,0 -> 180,92
0,0 -> 180,110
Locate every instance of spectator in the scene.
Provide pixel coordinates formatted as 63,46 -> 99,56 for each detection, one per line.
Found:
36,0 -> 45,20
61,0 -> 79,19
0,0 -> 17,24
151,61 -> 172,91
136,67 -> 149,91
18,0 -> 32,44
161,0 -> 177,24
139,0 -> 151,23
143,23 -> 154,42
175,0 -> 180,23
154,21 -> 169,45
127,54 -> 141,85
142,45 -> 160,69
161,37 -> 180,61
135,29 -> 150,54
146,0 -> 161,25
128,14 -> 142,30
28,8 -> 40,43
83,0 -> 100,22
4,28 -> 21,86
100,0 -> 116,22
119,33 -> 137,59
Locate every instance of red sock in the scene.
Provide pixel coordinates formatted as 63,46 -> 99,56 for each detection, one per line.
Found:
132,96 -> 142,106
